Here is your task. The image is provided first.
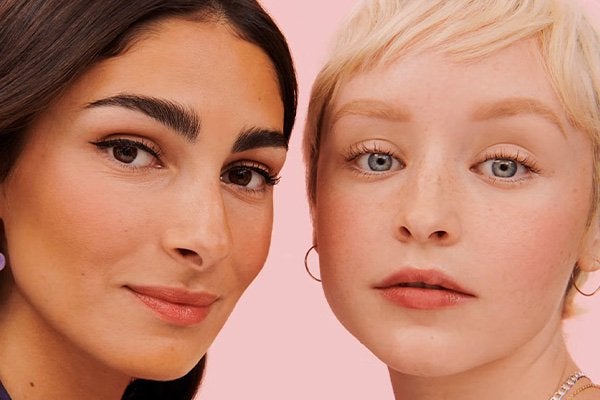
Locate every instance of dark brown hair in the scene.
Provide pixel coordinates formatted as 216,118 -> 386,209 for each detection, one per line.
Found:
0,0 -> 297,181
0,1 -> 296,399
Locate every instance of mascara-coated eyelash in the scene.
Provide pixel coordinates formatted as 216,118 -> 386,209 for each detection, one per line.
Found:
222,160 -> 281,188
91,138 -> 162,160
342,141 -> 405,175
481,149 -> 541,174
343,142 -> 397,162
90,137 -> 164,170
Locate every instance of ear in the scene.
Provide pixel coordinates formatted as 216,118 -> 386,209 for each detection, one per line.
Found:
308,197 -> 318,248
577,217 -> 600,272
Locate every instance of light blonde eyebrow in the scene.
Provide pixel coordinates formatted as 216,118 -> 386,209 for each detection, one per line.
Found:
330,99 -> 412,126
471,97 -> 566,136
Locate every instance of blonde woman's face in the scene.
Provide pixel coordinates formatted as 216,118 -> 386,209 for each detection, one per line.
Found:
0,20 -> 285,380
314,39 -> 597,376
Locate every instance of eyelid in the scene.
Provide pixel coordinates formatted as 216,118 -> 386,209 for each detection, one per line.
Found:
222,160 -> 281,187
477,148 -> 541,174
90,136 -> 164,170
343,141 -> 399,162
471,147 -> 542,186
92,137 -> 163,159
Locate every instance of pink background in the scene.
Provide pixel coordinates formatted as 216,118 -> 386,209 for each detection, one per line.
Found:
199,1 -> 600,398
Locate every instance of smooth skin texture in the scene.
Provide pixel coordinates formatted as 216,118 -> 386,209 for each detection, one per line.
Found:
0,19 -> 285,400
314,39 -> 600,399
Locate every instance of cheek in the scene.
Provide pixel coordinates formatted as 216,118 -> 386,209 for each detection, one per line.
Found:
7,166 -> 150,266
3,160 -> 153,309
315,179 -> 382,310
469,191 -> 590,312
226,198 -> 273,289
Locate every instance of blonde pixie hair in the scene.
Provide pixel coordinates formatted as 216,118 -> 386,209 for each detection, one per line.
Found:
304,0 -> 600,315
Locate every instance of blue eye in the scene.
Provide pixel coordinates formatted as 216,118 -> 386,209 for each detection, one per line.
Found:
477,152 -> 539,182
355,153 -> 402,172
490,159 -> 517,177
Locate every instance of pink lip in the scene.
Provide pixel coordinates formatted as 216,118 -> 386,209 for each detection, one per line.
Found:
126,285 -> 219,326
374,268 -> 475,310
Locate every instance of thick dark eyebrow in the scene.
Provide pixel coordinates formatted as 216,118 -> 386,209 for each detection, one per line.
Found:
87,94 -> 200,141
232,127 -> 288,153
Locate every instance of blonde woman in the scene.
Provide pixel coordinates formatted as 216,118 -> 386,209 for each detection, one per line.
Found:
304,0 -> 600,398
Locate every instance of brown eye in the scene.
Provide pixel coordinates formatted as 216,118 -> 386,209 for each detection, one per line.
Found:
226,168 -> 253,186
92,138 -> 161,169
113,145 -> 138,164
221,165 -> 276,190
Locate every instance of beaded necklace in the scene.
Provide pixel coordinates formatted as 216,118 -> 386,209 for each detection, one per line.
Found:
549,372 -> 587,400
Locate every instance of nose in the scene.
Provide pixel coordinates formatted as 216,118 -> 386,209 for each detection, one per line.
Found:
394,163 -> 461,246
162,181 -> 232,270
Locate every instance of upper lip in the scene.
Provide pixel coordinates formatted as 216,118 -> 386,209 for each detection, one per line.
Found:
374,267 -> 475,296
126,285 -> 220,307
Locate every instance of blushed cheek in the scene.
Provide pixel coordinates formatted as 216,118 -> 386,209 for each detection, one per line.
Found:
229,205 -> 273,288
6,157 -> 153,288
316,185 -> 375,298
478,203 -> 588,308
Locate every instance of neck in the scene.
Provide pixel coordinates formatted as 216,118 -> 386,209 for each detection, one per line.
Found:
389,322 -> 578,400
0,285 -> 131,400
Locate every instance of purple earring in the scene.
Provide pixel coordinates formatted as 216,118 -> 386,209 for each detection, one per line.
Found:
0,252 -> 5,272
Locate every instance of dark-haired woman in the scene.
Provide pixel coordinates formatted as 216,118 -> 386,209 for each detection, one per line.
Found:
0,1 -> 296,399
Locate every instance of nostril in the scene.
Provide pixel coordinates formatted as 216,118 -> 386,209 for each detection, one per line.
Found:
399,226 -> 411,237
176,248 -> 203,265
433,231 -> 447,239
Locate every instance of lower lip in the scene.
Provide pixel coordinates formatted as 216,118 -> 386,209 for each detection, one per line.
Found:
130,291 -> 213,326
378,287 -> 474,309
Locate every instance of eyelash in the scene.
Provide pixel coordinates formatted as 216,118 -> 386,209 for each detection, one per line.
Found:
479,149 -> 541,174
344,142 -> 399,163
225,160 -> 281,187
91,137 -> 282,190
343,142 -> 541,184
91,137 -> 163,166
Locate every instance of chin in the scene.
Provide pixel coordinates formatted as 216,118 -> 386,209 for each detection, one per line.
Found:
102,342 -> 207,382
127,356 -> 204,382
355,329 -> 480,378
383,355 -> 469,378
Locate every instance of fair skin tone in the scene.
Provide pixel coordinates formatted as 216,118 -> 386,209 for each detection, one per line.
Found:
314,39 -> 600,400
0,19 -> 285,400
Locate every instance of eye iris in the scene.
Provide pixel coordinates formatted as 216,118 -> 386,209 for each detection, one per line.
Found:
492,159 -> 517,177
228,168 -> 253,186
113,145 -> 138,164
368,153 -> 392,171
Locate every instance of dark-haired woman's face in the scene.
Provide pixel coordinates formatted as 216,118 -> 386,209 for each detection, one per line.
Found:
0,19 -> 285,380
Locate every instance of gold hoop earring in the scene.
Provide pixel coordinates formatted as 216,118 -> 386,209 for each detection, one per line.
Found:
571,268 -> 600,297
304,245 -> 321,282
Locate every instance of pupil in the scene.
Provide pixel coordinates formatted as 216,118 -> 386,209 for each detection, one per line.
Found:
230,168 -> 252,186
492,159 -> 517,177
368,153 -> 392,171
114,146 -> 137,164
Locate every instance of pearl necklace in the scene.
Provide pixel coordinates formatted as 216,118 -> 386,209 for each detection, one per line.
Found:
549,371 -> 586,400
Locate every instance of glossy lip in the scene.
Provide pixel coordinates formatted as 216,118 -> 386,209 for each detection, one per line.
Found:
374,268 -> 476,310
126,285 -> 219,327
